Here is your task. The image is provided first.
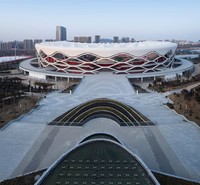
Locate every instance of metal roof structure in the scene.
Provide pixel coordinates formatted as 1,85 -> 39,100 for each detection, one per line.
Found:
35,136 -> 159,185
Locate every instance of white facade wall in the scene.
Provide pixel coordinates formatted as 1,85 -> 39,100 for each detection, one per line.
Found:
29,71 -> 46,79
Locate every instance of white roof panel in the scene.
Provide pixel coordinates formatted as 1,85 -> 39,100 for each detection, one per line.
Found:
35,41 -> 177,57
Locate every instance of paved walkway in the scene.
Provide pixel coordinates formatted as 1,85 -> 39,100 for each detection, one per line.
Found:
73,73 -> 135,97
185,82 -> 200,91
162,81 -> 200,97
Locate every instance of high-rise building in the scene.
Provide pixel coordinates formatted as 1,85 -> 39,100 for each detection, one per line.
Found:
56,26 -> 67,41
0,42 -> 6,50
95,35 -> 100,43
74,36 -> 92,43
0,42 -> 12,50
113,36 -> 119,43
23,39 -> 34,50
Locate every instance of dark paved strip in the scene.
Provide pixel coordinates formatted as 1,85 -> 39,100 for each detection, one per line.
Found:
144,127 -> 175,173
144,127 -> 191,178
23,128 -> 60,173
11,127 -> 60,177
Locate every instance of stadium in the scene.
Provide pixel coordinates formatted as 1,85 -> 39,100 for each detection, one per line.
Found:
19,41 -> 194,81
1,41 -> 200,184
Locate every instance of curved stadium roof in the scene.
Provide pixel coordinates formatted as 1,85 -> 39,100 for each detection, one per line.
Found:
35,41 -> 177,57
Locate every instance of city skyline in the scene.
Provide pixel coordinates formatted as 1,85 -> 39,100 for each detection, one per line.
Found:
0,0 -> 200,42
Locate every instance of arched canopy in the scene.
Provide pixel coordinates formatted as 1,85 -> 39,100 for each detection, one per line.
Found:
36,139 -> 159,185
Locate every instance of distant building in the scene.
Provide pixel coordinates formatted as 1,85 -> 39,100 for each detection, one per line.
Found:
0,42 -> 5,50
23,39 -> 34,50
12,41 -> 24,50
113,36 -> 119,43
121,37 -> 130,43
0,42 -> 12,50
100,38 -> 113,43
34,39 -> 43,49
74,36 -> 92,43
94,35 -> 100,43
56,26 -> 67,41
45,39 -> 55,42
74,37 -> 79,42
131,38 -> 135,43
34,39 -> 43,45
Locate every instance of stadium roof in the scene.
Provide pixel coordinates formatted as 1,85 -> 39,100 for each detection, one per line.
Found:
36,137 -> 159,185
37,41 -> 176,50
35,41 -> 177,57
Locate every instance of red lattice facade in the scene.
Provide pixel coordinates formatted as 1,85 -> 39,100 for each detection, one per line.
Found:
37,50 -> 175,75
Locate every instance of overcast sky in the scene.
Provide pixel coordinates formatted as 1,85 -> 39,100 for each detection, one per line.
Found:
0,0 -> 200,42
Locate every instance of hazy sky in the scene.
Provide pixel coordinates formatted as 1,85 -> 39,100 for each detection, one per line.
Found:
0,0 -> 200,42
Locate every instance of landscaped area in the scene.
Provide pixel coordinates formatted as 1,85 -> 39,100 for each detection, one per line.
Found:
0,96 -> 39,128
168,86 -> 200,126
148,74 -> 200,93
147,72 -> 200,127
0,76 -> 56,128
